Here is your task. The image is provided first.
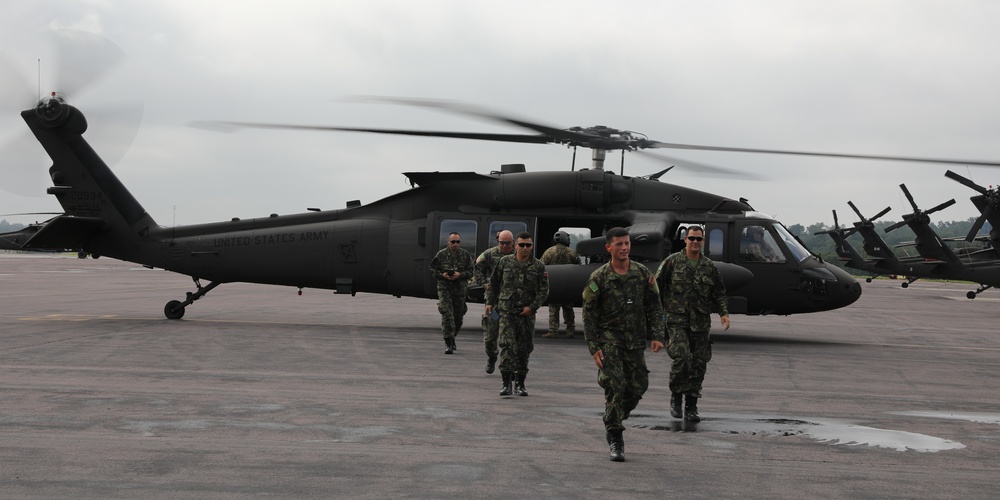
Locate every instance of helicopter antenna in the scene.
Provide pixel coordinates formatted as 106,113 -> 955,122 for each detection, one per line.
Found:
37,58 -> 41,101
571,145 -> 577,172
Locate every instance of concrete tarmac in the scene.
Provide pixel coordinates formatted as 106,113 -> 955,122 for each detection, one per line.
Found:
1,254 -> 998,499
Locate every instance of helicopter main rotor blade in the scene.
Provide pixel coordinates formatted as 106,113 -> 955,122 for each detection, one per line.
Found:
633,150 -> 761,179
209,122 -> 553,144
944,169 -> 989,194
643,140 -> 1000,168
352,96 -> 592,145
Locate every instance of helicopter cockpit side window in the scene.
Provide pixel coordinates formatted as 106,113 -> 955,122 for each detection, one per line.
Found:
739,225 -> 786,263
439,219 -> 478,255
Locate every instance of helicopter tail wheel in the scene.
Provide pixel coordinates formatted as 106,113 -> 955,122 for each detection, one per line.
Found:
967,291 -> 977,300
164,300 -> 185,320
901,282 -> 908,288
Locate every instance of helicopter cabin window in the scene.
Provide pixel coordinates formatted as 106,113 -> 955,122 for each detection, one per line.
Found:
487,221 -> 528,244
706,227 -> 724,258
439,219 -> 478,255
739,225 -> 785,263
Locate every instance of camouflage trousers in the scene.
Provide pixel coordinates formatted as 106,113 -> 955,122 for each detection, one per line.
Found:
498,313 -> 535,375
597,346 -> 649,431
436,284 -> 468,339
546,304 -> 575,333
482,314 -> 499,359
666,325 -> 712,398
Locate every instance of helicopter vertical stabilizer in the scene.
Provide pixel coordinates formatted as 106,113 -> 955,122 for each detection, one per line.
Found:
19,95 -> 156,257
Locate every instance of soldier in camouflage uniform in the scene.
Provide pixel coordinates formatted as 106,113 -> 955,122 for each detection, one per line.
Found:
582,227 -> 664,462
654,225 -> 730,422
474,230 -> 515,374
429,232 -> 474,355
540,230 -> 581,338
485,232 -> 549,397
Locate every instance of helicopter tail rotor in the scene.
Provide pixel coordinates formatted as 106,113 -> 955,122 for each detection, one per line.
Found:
0,29 -> 143,198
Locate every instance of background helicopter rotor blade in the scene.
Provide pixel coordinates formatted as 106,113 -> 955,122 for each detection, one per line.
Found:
945,170 -> 989,195
925,198 -> 956,216
847,201 -> 865,221
966,208 -> 991,242
899,184 -> 919,212
871,206 -> 892,222
884,219 -> 909,233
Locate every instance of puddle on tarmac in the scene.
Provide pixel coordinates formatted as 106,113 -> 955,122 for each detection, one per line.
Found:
889,411 -> 1000,425
557,408 -> 966,453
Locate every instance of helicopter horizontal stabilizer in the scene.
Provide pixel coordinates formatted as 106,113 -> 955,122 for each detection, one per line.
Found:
21,215 -> 105,250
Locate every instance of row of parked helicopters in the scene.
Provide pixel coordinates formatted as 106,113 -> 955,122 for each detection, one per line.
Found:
4,88 -> 1000,322
816,169 -> 1000,299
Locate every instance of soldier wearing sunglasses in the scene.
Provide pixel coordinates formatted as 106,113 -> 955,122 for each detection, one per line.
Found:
430,232 -> 475,355
485,232 -> 549,397
654,225 -> 731,423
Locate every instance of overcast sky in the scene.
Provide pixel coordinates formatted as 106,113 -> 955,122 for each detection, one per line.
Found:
2,0 -> 1000,231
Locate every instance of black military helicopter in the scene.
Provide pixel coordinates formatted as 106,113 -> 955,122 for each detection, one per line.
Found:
817,171 -> 1000,299
7,91 -> 1000,320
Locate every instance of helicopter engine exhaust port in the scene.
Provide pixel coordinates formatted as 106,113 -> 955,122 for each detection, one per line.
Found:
164,277 -> 221,320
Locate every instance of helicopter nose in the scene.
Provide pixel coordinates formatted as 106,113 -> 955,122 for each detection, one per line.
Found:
827,264 -> 862,308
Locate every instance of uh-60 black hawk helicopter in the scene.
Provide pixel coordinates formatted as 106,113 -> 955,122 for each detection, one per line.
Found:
6,93 -> 1000,321
817,169 -> 1000,299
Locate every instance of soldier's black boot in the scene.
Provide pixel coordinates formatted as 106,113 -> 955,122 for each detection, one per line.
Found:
515,374 -> 528,396
499,372 -> 513,396
670,392 -> 683,419
684,395 -> 701,422
444,338 -> 454,355
606,429 -> 625,462
485,356 -> 496,374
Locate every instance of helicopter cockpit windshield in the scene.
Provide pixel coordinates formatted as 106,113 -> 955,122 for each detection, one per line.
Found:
772,223 -> 812,263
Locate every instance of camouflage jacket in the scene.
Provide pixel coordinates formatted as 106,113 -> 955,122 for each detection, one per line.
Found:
474,245 -> 513,286
485,255 -> 549,314
654,251 -> 728,332
540,243 -> 581,266
429,247 -> 474,287
582,260 -> 664,355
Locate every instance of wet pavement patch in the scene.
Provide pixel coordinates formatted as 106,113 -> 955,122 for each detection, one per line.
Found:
561,408 -> 967,452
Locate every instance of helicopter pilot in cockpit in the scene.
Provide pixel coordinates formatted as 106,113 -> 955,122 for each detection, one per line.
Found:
741,226 -> 782,263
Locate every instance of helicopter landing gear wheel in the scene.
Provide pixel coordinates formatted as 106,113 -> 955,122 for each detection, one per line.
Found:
163,278 -> 221,319
164,300 -> 185,319
967,291 -> 977,300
